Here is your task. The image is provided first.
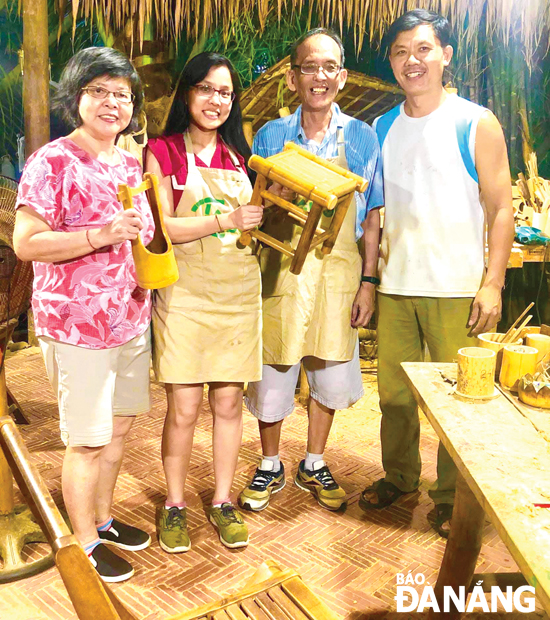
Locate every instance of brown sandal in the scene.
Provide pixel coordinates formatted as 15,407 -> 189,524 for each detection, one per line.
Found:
358,479 -> 411,511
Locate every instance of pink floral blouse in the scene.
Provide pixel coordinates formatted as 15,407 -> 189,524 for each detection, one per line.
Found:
16,137 -> 154,349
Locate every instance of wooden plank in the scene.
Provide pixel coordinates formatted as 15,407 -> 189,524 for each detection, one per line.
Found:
282,578 -> 342,619
225,605 -> 248,620
267,587 -> 309,620
211,611 -> 232,620
240,599 -> 271,620
256,592 -> 291,619
401,362 -> 550,615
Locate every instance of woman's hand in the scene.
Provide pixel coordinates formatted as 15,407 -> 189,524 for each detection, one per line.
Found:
93,208 -> 144,248
225,204 -> 264,231
269,182 -> 297,204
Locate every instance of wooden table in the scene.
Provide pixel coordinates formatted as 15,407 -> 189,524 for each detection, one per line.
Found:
402,362 -> 550,618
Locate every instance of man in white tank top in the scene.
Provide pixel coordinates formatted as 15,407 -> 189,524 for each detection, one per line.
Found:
359,10 -> 514,537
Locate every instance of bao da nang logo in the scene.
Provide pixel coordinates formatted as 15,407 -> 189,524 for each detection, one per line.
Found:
395,573 -> 536,613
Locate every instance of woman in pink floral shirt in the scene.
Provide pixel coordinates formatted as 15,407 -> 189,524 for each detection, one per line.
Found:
14,47 -> 154,583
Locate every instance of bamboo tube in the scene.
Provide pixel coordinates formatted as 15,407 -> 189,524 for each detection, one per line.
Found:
477,332 -> 520,378
456,347 -> 497,399
499,302 -> 534,342
499,345 -> 538,392
525,334 -> 550,365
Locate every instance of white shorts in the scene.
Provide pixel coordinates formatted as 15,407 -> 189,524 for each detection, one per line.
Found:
39,330 -> 151,448
245,340 -> 364,423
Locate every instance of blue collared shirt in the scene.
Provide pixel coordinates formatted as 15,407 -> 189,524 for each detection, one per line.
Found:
252,103 -> 384,240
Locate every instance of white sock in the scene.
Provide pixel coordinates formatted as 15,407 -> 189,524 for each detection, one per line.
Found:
260,455 -> 281,472
305,452 -> 324,470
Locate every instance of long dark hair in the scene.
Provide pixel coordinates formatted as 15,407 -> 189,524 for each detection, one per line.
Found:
165,52 -> 252,171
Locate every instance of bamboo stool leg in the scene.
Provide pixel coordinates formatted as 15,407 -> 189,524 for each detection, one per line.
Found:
321,192 -> 353,255
240,174 -> 267,248
291,202 -> 324,274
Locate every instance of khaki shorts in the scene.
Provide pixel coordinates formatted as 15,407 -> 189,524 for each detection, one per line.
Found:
245,340 -> 364,423
39,330 -> 151,448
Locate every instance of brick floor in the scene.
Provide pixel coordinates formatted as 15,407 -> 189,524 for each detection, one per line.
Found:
0,348 -> 546,619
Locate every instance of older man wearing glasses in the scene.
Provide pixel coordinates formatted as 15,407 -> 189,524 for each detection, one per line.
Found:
239,28 -> 383,515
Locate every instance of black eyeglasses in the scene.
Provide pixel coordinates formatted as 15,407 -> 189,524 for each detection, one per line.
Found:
81,86 -> 135,103
193,84 -> 235,103
292,62 -> 342,76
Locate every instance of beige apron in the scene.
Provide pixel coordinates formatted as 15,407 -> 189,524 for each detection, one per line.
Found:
261,129 -> 361,365
152,132 -> 262,383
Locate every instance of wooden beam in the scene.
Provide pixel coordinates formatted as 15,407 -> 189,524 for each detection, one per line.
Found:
23,0 -> 50,157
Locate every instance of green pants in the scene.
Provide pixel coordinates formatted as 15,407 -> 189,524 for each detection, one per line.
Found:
377,293 -> 476,505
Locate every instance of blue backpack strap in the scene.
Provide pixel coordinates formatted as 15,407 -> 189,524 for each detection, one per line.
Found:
455,114 -> 478,183
374,105 -> 401,149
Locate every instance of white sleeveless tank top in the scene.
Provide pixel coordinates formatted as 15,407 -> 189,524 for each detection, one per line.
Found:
376,95 -> 487,297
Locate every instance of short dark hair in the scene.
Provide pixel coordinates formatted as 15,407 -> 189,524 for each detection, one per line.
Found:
385,9 -> 451,51
164,52 -> 252,168
290,28 -> 345,68
52,47 -> 143,135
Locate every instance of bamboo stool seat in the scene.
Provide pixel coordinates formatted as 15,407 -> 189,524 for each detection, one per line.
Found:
239,142 -> 368,274
167,561 -> 341,620
117,172 -> 179,290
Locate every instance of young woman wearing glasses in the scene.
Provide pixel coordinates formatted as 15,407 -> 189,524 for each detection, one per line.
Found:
145,52 -> 262,553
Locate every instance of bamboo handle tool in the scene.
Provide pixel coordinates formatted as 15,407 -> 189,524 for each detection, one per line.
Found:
499,302 -> 534,343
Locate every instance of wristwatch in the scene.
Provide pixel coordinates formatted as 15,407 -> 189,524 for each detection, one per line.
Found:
361,275 -> 380,286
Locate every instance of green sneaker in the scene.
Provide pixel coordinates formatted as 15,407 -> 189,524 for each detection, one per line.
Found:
209,503 -> 249,548
295,460 -> 347,511
238,462 -> 286,512
156,506 -> 191,553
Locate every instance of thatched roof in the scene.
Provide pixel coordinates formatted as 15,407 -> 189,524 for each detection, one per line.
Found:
69,0 -> 549,59
240,57 -> 404,134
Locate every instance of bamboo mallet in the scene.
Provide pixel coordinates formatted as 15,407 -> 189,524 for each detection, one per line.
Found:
503,314 -> 533,345
499,302 -> 534,343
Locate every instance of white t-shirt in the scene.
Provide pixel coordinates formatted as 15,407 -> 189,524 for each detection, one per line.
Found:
375,95 -> 487,297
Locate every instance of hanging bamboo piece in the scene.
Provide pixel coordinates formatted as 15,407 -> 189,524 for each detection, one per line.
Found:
499,345 -> 538,392
456,347 -> 497,400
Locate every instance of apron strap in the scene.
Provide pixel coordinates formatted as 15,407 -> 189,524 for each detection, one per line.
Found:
337,128 -> 346,162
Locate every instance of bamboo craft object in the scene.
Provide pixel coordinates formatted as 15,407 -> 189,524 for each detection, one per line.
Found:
499,345 -> 538,392
498,303 -> 534,343
117,173 -> 179,290
477,332 -> 521,378
525,334 -> 550,365
456,347 -> 497,399
239,143 -> 368,275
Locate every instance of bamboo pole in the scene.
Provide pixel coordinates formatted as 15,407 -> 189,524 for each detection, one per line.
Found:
22,0 -> 50,158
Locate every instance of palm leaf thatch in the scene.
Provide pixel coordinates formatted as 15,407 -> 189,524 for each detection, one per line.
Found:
68,0 -> 549,61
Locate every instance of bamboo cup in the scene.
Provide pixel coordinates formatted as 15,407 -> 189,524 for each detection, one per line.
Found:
456,347 -> 497,399
499,345 -> 538,392
525,333 -> 550,365
477,333 -> 520,378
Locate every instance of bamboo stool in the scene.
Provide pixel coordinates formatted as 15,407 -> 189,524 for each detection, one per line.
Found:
167,560 -> 341,620
239,143 -> 368,275
117,172 -> 179,290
